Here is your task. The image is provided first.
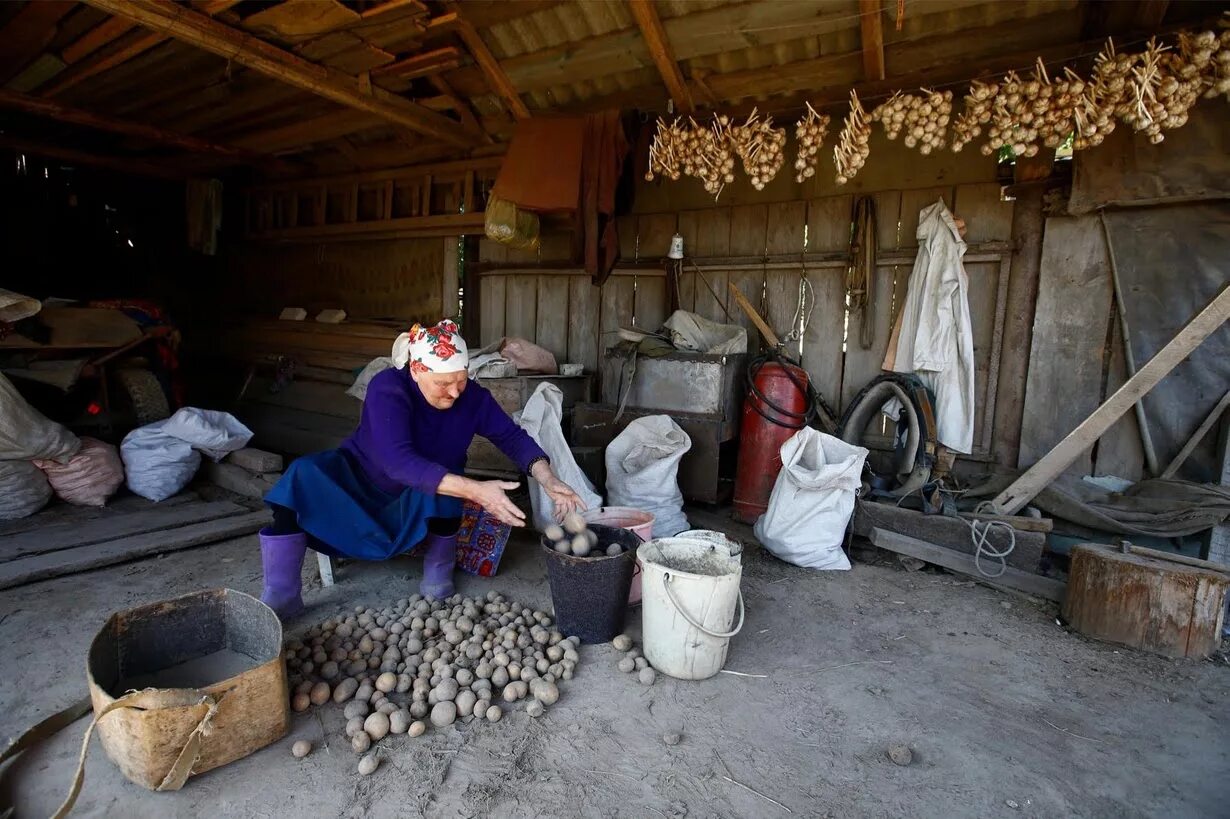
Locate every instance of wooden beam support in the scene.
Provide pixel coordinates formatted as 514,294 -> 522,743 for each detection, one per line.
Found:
371,46 -> 462,80
858,0 -> 885,81
0,1 -> 76,82
43,0 -> 240,96
81,0 -> 478,148
232,111 -> 385,154
0,137 -> 187,181
0,88 -> 269,165
990,284 -> 1230,516
444,11 -> 530,120
59,16 -> 137,65
360,0 -> 428,20
429,75 -> 492,143
627,0 -> 694,114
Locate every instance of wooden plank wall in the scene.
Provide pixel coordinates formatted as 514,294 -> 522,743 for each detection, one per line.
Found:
477,181 -> 1018,463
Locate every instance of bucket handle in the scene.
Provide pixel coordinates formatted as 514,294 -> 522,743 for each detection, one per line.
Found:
662,572 -> 745,639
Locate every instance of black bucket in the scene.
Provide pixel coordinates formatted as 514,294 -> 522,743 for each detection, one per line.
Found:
541,523 -> 641,644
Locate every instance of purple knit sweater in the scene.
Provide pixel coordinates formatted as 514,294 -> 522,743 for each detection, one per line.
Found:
341,368 -> 547,496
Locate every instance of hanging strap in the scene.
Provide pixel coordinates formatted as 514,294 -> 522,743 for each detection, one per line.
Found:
0,688 -> 223,819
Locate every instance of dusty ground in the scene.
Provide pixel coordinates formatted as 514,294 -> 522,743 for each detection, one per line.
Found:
1,500 -> 1228,819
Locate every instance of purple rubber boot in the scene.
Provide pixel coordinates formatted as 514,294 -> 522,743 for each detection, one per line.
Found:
259,528 -> 306,620
420,531 -> 458,600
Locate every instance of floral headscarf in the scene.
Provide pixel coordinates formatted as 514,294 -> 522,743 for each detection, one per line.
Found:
391,319 -> 469,374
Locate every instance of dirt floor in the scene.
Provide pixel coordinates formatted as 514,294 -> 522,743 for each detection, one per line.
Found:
2,500 -> 1228,819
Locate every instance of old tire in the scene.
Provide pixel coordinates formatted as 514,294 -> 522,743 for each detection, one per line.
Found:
115,368 -> 170,426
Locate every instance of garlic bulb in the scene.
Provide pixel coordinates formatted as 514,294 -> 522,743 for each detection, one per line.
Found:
834,91 -> 871,185
793,102 -> 831,182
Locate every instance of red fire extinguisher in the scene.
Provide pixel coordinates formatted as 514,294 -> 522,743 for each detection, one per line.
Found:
732,357 -> 813,524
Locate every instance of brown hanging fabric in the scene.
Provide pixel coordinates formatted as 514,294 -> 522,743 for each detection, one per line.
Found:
848,196 -> 877,349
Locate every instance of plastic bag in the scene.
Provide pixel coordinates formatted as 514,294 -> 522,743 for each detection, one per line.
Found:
0,288 -> 40,323
662,310 -> 747,355
34,437 -> 124,507
605,415 -> 691,537
121,420 -> 201,502
161,407 -> 253,462
484,193 -> 540,251
0,460 -> 53,520
0,372 -> 80,463
514,383 -> 602,530
753,428 -> 868,570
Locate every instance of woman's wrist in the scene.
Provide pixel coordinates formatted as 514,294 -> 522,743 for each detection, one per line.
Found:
528,457 -> 552,482
437,473 -> 476,501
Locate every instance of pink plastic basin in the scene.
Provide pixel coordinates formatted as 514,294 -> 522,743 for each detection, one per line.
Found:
582,507 -> 656,604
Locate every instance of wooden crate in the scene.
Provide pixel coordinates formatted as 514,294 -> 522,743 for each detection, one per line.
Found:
465,375 -> 593,475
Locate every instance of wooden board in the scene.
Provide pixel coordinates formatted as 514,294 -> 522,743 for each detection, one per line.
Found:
636,212 -> 677,262
567,276 -> 601,371
962,259 -> 1001,452
244,376 -> 360,421
727,269 -> 765,338
728,204 -> 768,256
0,493 -> 197,540
239,403 -> 358,455
1063,542 -> 1229,658
480,274 -> 506,346
764,200 -> 807,255
869,528 -> 1065,603
692,207 -> 731,258
764,269 -> 804,358
535,275 -> 570,361
840,263 -> 906,412
692,265 -> 731,324
599,276 -> 635,354
805,194 -> 853,253
799,266 -> 847,411
505,277 -> 544,344
0,511 -> 269,591
954,182 -> 1013,243
1018,216 -> 1113,475
634,274 -> 668,332
1094,317 -> 1146,480
0,498 -> 254,564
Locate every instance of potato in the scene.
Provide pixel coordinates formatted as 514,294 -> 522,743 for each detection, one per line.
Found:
455,668 -> 474,686
364,711 -> 391,741
544,524 -> 565,541
563,512 -> 587,535
410,701 -> 429,719
634,657 -> 648,671
396,673 -> 413,694
320,661 -> 339,680
408,720 -> 427,738
343,700 -> 370,720
491,666 -> 510,688
486,705 -> 503,723
375,672 -> 397,693
455,690 -> 477,718
571,534 -> 591,557
332,677 -> 359,703
531,680 -> 560,706
357,753 -> 379,776
617,657 -> 635,674
294,680 -> 315,696
291,693 -> 311,713
345,716 -> 366,738
378,702 -> 397,716
309,682 -> 331,707
390,710 -> 410,735
291,740 -> 312,758
526,700 -> 545,718
605,543 -> 622,557
351,732 -> 371,753
663,732 -> 682,746
625,647 -> 641,660
473,698 -> 490,719
638,667 -> 656,686
553,540 -> 571,554
431,700 -> 459,729
547,645 -> 564,662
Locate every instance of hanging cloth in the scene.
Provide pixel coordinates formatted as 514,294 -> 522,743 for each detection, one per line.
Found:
185,179 -> 222,255
885,198 -> 976,454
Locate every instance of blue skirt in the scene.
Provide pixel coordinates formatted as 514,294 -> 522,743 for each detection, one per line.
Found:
264,449 -> 462,561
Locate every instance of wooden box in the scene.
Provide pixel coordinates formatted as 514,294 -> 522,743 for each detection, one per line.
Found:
466,374 -> 593,476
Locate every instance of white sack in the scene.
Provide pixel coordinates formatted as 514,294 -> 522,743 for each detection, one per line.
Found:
0,372 -> 80,462
121,420 -> 201,502
160,407 -> 253,462
0,460 -> 53,520
754,428 -> 868,571
605,415 -> 691,537
0,288 -> 41,323
34,437 -> 124,507
662,310 -> 747,355
348,357 -> 395,401
515,383 -> 602,530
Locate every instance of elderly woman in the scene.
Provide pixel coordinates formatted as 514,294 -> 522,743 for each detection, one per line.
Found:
259,320 -> 584,618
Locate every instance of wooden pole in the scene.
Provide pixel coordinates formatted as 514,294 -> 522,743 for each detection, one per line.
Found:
858,0 -> 886,81
1161,390 -> 1230,480
989,283 -> 1230,515
445,12 -> 530,120
628,0 -> 695,114
0,138 -> 186,181
81,0 -> 477,148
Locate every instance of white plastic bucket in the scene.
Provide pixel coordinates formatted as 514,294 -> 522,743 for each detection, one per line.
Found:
637,536 -> 744,680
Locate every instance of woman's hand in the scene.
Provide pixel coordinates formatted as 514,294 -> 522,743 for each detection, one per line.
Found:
530,461 -> 586,521
468,479 -> 527,527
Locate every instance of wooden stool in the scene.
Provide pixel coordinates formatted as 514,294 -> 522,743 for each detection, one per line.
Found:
1063,542 -> 1229,659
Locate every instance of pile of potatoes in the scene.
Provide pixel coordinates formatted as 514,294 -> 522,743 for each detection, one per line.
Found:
611,633 -> 657,686
283,590 -> 581,774
544,512 -> 626,558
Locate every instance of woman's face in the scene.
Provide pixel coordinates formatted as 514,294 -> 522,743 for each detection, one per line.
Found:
412,370 -> 468,409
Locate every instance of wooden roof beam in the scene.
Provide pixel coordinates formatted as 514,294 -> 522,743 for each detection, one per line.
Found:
0,137 -> 187,181
43,0 -> 240,97
858,0 -> 885,81
439,10 -> 530,120
628,0 -> 694,114
371,46 -> 462,80
0,88 -> 274,166
81,0 -> 479,148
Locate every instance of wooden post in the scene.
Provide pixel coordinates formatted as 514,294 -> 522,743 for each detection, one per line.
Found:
990,283 -> 1230,515
628,0 -> 695,114
858,0 -> 885,81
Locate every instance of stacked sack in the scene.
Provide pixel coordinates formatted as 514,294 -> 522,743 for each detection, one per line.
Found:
121,407 -> 253,501
0,373 -> 87,519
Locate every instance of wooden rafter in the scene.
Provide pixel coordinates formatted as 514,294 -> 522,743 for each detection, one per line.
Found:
628,0 -> 694,114
44,0 -> 240,96
360,0 -> 428,20
429,75 -> 492,144
0,137 -> 186,181
371,46 -> 462,80
0,88 -> 270,166
232,111 -> 384,154
858,0 -> 886,81
439,11 -> 530,120
81,0 -> 479,148
0,1 -> 76,82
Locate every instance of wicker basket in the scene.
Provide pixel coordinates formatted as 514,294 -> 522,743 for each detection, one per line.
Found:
86,588 -> 289,790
